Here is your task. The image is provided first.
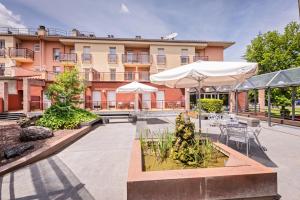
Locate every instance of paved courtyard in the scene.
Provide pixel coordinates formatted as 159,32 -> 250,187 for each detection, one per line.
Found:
1,117 -> 300,199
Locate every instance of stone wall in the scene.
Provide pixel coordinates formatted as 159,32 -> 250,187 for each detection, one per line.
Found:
0,122 -> 21,154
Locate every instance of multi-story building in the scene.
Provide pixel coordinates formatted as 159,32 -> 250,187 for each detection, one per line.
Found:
0,26 -> 234,113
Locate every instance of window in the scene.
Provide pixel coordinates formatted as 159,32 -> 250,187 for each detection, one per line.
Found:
109,47 -> 116,54
157,48 -> 166,65
181,49 -> 189,64
110,69 -> 116,80
83,46 -> 90,54
158,48 -> 165,55
70,49 -> 75,54
53,66 -> 61,74
33,43 -> 40,52
53,48 -> 60,61
0,63 -> 5,76
0,40 -> 5,49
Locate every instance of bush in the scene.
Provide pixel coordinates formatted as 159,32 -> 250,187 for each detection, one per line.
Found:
36,104 -> 98,130
198,98 -> 223,113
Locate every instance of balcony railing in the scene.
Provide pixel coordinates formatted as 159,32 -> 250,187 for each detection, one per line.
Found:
122,53 -> 152,64
0,48 -> 5,57
85,100 -> 185,110
9,48 -> 34,60
91,71 -> 150,82
82,53 -> 92,63
59,53 -> 77,63
193,55 -> 209,62
180,56 -> 189,64
108,54 -> 118,64
157,55 -> 166,65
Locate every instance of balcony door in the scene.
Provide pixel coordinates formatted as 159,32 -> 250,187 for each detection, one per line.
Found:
126,51 -> 133,63
107,91 -> 116,109
140,51 -> 148,64
156,91 -> 165,109
92,91 -> 101,109
142,93 -> 151,110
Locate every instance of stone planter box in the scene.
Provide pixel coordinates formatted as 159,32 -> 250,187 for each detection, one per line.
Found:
127,140 -> 278,200
80,117 -> 102,127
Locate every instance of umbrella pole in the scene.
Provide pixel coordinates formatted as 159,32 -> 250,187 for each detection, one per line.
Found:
198,81 -> 202,133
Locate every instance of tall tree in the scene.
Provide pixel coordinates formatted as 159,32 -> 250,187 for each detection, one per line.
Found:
245,22 -> 300,108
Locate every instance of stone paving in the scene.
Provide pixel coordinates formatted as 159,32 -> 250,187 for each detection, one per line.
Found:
1,117 -> 300,199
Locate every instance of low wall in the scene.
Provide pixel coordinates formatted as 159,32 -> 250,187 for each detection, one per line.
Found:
127,140 -> 278,200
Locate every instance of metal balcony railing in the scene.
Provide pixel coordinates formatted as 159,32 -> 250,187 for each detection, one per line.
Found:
0,48 -> 5,57
180,56 -> 189,64
157,55 -> 166,65
91,71 -> 150,82
82,53 -> 92,63
59,53 -> 77,63
108,54 -> 118,64
9,48 -> 34,60
193,55 -> 209,62
122,53 -> 152,64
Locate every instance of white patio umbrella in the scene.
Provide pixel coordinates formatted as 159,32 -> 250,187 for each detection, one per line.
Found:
116,81 -> 158,111
150,60 -> 258,132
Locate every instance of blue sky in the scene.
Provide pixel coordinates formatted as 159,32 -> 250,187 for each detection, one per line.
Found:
0,0 -> 298,60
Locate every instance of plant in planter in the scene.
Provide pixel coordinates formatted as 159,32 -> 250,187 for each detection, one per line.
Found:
37,68 -> 98,129
274,96 -> 291,119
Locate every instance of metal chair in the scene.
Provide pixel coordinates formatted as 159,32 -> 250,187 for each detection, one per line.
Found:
226,124 -> 250,156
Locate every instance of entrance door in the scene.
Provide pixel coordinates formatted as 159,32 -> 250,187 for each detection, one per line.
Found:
142,93 -> 151,109
107,91 -> 116,109
92,91 -> 101,109
156,91 -> 164,109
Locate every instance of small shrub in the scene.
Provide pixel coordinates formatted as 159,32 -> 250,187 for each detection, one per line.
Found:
36,103 -> 97,130
198,98 -> 223,113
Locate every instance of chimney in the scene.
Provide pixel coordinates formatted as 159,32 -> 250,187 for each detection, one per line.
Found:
37,25 -> 46,36
107,34 -> 114,38
71,29 -> 79,37
135,35 -> 142,39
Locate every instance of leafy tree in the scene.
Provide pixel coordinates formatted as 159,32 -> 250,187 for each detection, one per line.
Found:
46,67 -> 85,106
244,22 -> 300,108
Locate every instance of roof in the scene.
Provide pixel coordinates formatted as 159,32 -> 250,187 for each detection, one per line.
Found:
0,27 -> 235,48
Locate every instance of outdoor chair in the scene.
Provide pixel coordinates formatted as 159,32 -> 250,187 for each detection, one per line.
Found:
226,124 -> 250,156
208,113 -> 222,127
247,124 -> 267,151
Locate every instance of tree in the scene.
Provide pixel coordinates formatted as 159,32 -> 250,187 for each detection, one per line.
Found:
244,22 -> 300,108
46,67 -> 85,106
245,21 -> 300,74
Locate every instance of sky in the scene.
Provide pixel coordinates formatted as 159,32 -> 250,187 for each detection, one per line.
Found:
0,0 -> 298,61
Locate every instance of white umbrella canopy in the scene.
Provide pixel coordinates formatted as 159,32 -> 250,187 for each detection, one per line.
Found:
150,61 -> 258,88
116,81 -> 158,111
116,81 -> 158,93
150,60 -> 258,132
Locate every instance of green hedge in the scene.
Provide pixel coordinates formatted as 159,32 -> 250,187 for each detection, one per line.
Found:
198,98 -> 223,113
36,104 -> 98,130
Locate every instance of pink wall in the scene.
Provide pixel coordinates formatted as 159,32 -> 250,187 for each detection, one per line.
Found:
204,46 -> 224,61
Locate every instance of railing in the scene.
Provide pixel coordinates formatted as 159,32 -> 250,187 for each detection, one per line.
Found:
0,27 -> 38,35
59,53 -> 77,63
180,56 -> 189,64
0,48 -> 5,57
9,48 -> 34,60
82,53 -> 92,63
108,54 -> 118,64
157,55 -> 166,65
0,66 -> 4,76
85,100 -> 185,110
122,53 -> 152,64
193,56 -> 209,62
92,72 -> 150,82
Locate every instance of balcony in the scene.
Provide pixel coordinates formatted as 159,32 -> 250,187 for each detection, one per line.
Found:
108,54 -> 118,64
193,55 -> 209,62
180,56 -> 189,65
0,48 -> 5,57
157,55 -> 166,65
91,71 -> 150,82
59,53 -> 77,66
82,53 -> 92,64
9,48 -> 34,62
122,53 -> 152,66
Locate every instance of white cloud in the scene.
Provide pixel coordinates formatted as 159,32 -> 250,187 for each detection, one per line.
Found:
0,3 -> 26,28
120,3 -> 130,14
